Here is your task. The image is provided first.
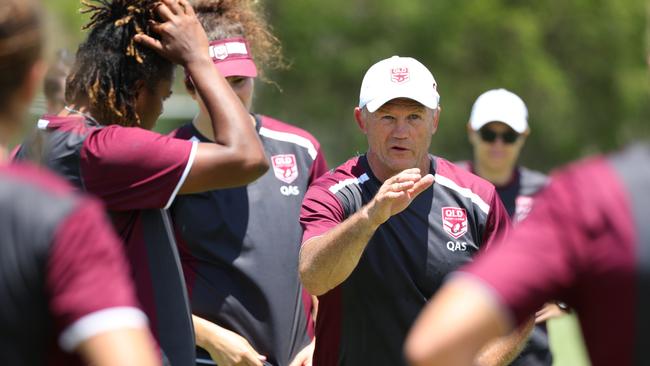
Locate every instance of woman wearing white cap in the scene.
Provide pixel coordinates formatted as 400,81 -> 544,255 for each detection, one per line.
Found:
168,1 -> 328,365
458,88 -> 565,366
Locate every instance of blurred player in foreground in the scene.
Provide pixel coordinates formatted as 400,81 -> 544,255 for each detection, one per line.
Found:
0,0 -> 159,364
406,142 -> 650,366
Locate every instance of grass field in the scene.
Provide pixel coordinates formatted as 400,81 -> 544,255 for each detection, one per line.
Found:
548,314 -> 591,366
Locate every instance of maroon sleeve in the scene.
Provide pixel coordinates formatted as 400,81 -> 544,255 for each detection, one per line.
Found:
46,197 -> 141,335
80,126 -> 196,211
300,180 -> 345,243
481,190 -> 511,252
461,157 -> 627,326
308,148 -> 329,185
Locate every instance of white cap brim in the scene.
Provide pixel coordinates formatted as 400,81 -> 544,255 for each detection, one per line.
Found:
364,88 -> 440,113
470,113 -> 528,133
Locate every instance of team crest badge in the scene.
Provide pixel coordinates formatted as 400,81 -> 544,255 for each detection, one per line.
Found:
442,207 -> 468,239
514,196 -> 534,224
271,154 -> 298,184
210,44 -> 228,60
390,67 -> 410,84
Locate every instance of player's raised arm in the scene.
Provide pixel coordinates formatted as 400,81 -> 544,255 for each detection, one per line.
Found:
136,0 -> 267,192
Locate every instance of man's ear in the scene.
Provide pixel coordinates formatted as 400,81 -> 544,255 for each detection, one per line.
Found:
467,122 -> 478,145
354,107 -> 367,133
432,106 -> 441,132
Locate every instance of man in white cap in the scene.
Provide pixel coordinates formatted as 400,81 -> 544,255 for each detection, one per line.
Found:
298,56 -> 530,366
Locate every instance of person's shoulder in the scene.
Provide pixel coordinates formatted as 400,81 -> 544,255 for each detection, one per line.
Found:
38,114 -> 89,133
435,156 -> 496,197
168,121 -> 196,140
550,143 -> 649,195
452,160 -> 472,173
309,156 -> 365,191
258,114 -> 322,150
2,162 -> 75,197
518,166 -> 549,194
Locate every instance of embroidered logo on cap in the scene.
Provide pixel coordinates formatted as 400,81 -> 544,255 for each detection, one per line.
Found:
390,67 -> 410,84
208,41 -> 249,61
271,154 -> 298,184
442,207 -> 468,239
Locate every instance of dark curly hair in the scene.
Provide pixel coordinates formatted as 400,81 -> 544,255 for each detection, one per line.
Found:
65,0 -> 174,127
185,0 -> 285,92
0,0 -> 42,116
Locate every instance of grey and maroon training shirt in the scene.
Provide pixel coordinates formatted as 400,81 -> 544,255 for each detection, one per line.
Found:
300,154 -> 510,366
171,115 -> 327,366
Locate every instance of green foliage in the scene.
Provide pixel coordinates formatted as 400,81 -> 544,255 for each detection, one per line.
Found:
40,0 -> 649,170
257,0 -> 649,169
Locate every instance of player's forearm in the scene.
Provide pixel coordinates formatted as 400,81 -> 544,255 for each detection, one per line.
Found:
474,317 -> 534,366
193,314 -> 217,351
299,206 -> 380,296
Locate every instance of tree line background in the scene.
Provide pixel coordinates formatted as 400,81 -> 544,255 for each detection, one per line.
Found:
41,0 -> 649,172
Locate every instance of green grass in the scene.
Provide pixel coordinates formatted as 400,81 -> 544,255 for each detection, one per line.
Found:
547,314 -> 591,366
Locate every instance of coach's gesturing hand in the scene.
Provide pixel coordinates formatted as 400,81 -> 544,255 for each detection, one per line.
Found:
365,168 -> 434,228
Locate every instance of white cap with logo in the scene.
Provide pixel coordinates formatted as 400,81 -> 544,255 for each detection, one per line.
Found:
358,56 -> 440,113
469,88 -> 528,133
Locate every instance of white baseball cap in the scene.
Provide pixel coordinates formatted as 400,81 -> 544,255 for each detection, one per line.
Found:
358,56 -> 440,113
469,88 -> 528,133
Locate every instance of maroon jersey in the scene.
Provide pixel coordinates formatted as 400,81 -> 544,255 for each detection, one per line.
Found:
0,163 -> 146,366
300,155 -> 510,366
462,143 -> 650,366
14,115 -> 197,365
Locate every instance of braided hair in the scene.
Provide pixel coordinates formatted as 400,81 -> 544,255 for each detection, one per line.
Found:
185,0 -> 285,92
0,0 -> 42,116
66,0 -> 174,127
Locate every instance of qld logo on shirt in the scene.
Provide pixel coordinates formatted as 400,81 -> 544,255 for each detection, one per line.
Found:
271,154 -> 298,184
390,67 -> 409,84
442,207 -> 468,239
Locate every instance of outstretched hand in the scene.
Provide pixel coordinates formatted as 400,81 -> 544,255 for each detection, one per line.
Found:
366,168 -> 435,227
134,0 -> 210,66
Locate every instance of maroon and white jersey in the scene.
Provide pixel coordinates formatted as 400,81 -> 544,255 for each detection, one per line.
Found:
461,143 -> 650,366
14,115 -> 197,365
300,155 -> 510,366
0,163 -> 146,366
171,115 -> 327,365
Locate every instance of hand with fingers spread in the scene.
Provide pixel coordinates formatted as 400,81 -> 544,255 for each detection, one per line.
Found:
134,0 -> 210,66
365,168 -> 435,228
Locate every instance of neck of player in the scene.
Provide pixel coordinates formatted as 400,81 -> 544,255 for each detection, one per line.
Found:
192,108 -> 256,143
473,163 -> 515,187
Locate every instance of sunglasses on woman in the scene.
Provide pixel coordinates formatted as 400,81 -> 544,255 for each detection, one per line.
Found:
478,127 -> 520,144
